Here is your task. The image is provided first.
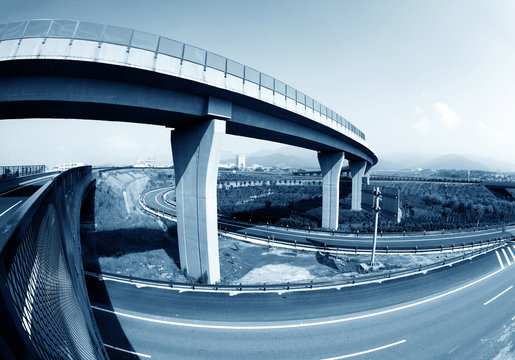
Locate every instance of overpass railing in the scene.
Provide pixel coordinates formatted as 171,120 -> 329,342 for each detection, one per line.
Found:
0,19 -> 369,146
0,166 -> 107,359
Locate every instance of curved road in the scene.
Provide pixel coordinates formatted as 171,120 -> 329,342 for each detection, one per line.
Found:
88,246 -> 515,359
142,187 -> 515,252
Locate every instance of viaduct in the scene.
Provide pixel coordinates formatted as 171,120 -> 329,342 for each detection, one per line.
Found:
0,19 -> 377,283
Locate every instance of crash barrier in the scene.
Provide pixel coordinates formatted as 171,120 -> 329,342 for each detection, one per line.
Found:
140,190 -> 514,254
86,240 -> 510,294
0,166 -> 106,359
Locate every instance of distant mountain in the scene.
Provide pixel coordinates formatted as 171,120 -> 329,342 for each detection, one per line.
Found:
221,146 -> 319,169
420,154 -> 491,171
247,153 -> 318,169
380,153 -> 515,171
222,148 -> 515,172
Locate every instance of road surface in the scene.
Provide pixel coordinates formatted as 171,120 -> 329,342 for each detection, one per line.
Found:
0,173 -> 57,224
87,245 -> 515,359
142,187 -> 514,252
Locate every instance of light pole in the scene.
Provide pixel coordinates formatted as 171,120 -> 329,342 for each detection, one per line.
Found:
370,187 -> 381,266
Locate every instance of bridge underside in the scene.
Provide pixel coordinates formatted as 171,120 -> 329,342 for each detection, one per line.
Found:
0,59 -> 377,283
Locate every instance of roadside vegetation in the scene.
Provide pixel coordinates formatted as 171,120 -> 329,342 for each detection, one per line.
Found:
218,179 -> 515,232
82,168 -> 514,284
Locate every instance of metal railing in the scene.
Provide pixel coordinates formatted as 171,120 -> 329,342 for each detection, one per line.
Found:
0,166 -> 107,359
141,191 -> 515,254
86,240 -> 510,293
0,19 -> 367,142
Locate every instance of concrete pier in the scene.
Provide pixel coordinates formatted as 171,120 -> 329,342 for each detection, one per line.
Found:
171,119 -> 225,284
317,151 -> 345,230
349,160 -> 367,210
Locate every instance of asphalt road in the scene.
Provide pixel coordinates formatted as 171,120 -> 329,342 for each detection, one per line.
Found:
142,187 -> 515,251
0,173 -> 56,224
88,245 -> 515,359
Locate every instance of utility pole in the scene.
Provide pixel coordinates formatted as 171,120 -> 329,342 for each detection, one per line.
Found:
370,187 -> 381,266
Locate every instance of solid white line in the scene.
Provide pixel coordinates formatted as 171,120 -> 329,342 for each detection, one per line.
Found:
91,267 -> 505,330
495,251 -> 505,269
501,249 -> 511,266
484,286 -> 513,306
322,339 -> 407,359
510,247 -> 515,263
0,200 -> 22,217
104,343 -> 151,358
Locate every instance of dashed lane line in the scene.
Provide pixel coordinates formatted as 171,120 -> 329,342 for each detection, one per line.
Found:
321,339 -> 407,360
483,286 -> 513,306
91,266 -> 505,330
104,343 -> 151,358
495,251 -> 505,269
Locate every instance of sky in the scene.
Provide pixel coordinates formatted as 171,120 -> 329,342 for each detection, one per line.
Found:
0,0 -> 514,168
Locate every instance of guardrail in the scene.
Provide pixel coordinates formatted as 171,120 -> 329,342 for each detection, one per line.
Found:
141,190 -> 514,254
0,166 -> 107,359
86,240 -> 510,294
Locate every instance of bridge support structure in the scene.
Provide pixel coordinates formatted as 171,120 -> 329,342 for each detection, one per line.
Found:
349,159 -> 367,210
317,151 -> 345,230
171,97 -> 230,284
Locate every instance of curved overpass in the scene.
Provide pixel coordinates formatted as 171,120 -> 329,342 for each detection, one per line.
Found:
0,19 -> 376,162
0,19 -> 377,283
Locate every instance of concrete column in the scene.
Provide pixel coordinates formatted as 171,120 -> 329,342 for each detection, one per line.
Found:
171,119 -> 225,284
317,151 -> 344,230
349,160 -> 367,210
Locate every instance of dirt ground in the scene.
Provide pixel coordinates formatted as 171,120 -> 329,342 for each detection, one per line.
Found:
82,169 -> 459,284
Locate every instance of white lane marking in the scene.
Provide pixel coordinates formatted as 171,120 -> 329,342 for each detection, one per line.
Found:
0,175 -> 54,196
512,315 -> 515,321
18,174 -> 55,186
501,249 -> 511,266
495,251 -> 505,269
0,200 -> 23,217
322,339 -> 407,359
104,343 -> 151,358
91,267 -> 506,330
511,247 -> 515,262
484,286 -> 513,306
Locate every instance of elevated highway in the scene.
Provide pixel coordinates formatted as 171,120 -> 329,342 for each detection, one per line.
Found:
0,19 -> 377,282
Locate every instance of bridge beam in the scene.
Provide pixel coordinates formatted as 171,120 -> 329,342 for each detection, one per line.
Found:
171,117 -> 226,284
349,159 -> 367,210
317,151 -> 345,230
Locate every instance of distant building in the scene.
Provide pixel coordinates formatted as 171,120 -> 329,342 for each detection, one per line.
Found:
236,154 -> 246,169
56,162 -> 85,171
134,158 -> 156,168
